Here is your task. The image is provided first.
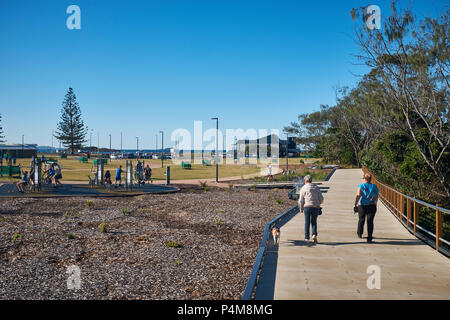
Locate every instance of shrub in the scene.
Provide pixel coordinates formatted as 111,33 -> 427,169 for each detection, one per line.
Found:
98,222 -> 108,233
121,208 -> 129,215
165,241 -> 184,248
66,233 -> 75,240
12,233 -> 22,242
86,200 -> 94,208
0,217 -> 6,222
276,199 -> 284,205
174,259 -> 182,266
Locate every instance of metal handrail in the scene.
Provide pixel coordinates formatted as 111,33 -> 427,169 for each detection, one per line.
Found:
362,166 -> 449,254
242,205 -> 299,300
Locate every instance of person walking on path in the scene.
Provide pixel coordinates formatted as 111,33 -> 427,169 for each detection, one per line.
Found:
298,174 -> 324,243
354,173 -> 379,243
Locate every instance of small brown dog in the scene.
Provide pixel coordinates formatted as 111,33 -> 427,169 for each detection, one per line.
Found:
271,227 -> 280,244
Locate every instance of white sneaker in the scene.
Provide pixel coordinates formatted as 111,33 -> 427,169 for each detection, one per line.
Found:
312,235 -> 318,243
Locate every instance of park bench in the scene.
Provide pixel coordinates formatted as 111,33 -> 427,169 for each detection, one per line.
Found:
181,161 -> 192,169
93,159 -> 108,165
202,160 -> 212,166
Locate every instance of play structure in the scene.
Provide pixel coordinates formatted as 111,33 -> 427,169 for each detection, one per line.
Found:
0,158 -> 177,197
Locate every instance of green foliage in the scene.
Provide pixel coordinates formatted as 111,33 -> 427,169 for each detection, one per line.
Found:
86,200 -> 94,208
275,199 -> 284,205
121,208 -> 129,215
98,222 -> 107,233
199,181 -> 209,191
66,233 -> 75,240
54,88 -> 88,154
165,241 -> 184,248
0,113 -> 5,143
12,233 -> 22,242
288,2 -> 450,203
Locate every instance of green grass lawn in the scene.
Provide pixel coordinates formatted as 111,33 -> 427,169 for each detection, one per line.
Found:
4,157 -> 261,181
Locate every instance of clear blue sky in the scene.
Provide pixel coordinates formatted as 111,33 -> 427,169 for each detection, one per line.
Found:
0,0 -> 446,149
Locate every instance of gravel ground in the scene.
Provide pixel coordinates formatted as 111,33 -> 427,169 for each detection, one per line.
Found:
0,185 -> 294,300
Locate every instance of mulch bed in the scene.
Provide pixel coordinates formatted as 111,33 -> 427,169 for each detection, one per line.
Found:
0,184 -> 294,299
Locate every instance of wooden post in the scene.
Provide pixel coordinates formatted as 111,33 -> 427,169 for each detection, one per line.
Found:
413,201 -> 418,235
406,198 -> 411,229
436,205 -> 443,252
400,194 -> 404,221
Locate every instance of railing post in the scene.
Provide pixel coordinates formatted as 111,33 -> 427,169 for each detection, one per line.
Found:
436,205 -> 443,252
406,198 -> 411,229
413,201 -> 418,235
400,194 -> 404,221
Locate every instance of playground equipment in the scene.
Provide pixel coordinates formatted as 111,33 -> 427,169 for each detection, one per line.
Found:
96,159 -> 104,186
32,158 -> 42,191
166,166 -> 170,185
135,160 -> 145,185
0,165 -> 21,177
126,160 -> 133,189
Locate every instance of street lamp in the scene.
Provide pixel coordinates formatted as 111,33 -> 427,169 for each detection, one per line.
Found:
286,133 -> 289,173
159,131 -> 164,168
109,134 -> 112,156
136,137 -> 139,157
211,117 -> 219,183
90,130 -> 93,150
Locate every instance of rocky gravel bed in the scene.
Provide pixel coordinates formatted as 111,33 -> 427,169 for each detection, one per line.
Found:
0,185 -> 294,300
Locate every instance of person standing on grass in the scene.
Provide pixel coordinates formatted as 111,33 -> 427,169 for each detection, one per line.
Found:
298,174 -> 324,244
354,173 -> 379,243
115,165 -> 122,186
54,163 -> 62,186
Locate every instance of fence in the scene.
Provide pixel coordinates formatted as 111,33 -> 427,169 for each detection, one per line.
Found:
242,205 -> 299,300
362,166 -> 449,255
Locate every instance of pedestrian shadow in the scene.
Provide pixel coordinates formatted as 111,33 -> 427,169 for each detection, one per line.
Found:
285,239 -> 317,247
283,238 -> 423,247
319,239 -> 423,246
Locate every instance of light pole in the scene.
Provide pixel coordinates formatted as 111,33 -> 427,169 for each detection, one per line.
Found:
159,131 -> 164,168
90,130 -> 93,150
211,117 -> 219,183
109,134 -> 112,156
120,132 -> 123,154
136,137 -> 139,157
286,134 -> 289,173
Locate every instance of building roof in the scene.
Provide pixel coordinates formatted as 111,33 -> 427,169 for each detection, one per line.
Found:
0,144 -> 38,150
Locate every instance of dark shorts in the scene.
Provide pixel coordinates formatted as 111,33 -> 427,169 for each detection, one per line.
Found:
55,174 -> 62,180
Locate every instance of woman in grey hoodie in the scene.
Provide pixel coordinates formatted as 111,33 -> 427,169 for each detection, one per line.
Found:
298,175 -> 324,243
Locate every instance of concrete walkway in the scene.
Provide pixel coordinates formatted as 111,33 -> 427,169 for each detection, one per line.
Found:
272,169 -> 450,300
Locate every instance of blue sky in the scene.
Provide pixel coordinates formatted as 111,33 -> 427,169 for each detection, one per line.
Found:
0,0 -> 446,149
